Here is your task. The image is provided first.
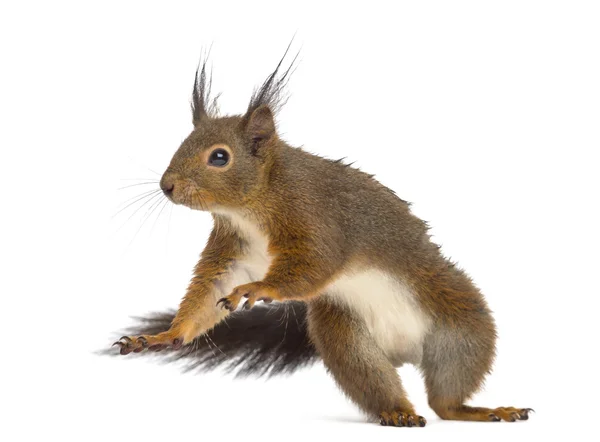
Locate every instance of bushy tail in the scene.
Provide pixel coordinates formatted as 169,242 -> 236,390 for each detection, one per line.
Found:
115,302 -> 318,377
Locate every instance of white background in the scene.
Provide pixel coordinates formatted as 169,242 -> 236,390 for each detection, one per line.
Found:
1,1 -> 599,441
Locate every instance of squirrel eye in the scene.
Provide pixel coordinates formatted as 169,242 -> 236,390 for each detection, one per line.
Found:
208,148 -> 229,167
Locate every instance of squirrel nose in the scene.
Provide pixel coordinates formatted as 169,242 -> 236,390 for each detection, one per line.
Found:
162,182 -> 174,196
160,176 -> 175,197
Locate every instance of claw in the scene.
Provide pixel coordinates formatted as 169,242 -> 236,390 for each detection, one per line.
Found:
172,339 -> 183,350
113,336 -> 132,349
120,346 -> 133,355
380,412 -> 425,428
489,413 -> 501,422
519,408 -> 533,420
137,336 -> 148,348
216,298 -> 233,311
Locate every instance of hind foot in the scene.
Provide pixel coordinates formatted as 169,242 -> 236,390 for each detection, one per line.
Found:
432,403 -> 533,422
488,407 -> 533,422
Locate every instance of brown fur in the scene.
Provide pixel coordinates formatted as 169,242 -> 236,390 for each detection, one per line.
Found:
113,49 -> 532,426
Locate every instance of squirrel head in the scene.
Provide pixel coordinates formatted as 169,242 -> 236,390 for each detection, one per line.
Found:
160,49 -> 296,212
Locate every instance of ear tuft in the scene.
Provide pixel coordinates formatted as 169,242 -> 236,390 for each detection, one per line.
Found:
191,51 -> 219,126
246,105 -> 276,145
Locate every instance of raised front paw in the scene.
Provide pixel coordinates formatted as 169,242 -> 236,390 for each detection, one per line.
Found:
216,281 -> 280,311
380,411 -> 427,427
113,331 -> 183,355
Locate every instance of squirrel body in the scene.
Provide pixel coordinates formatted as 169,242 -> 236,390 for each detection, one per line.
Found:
212,145 -> 436,367
113,51 -> 532,427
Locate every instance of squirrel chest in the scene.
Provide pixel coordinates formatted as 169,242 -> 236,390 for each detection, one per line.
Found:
211,210 -> 274,297
217,209 -> 432,366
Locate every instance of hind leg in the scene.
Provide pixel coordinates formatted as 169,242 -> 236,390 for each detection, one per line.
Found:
423,321 -> 532,422
307,297 -> 426,427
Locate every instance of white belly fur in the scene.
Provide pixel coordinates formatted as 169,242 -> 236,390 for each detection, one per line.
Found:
212,209 -> 431,365
326,270 -> 432,365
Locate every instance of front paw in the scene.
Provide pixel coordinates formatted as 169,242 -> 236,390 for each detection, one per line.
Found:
112,331 -> 183,355
216,282 -> 280,311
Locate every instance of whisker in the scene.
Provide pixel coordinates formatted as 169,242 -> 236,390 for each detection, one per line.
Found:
126,194 -> 166,247
115,191 -> 163,234
165,202 -> 174,256
125,192 -> 162,223
124,155 -> 162,177
113,189 -> 161,218
139,194 -> 166,230
280,303 -> 290,346
118,187 -> 160,206
203,335 -> 217,358
290,302 -> 301,330
149,198 -> 170,235
188,186 -> 195,208
192,186 -> 208,211
206,333 -> 225,356
118,181 -> 160,191
187,186 -> 197,210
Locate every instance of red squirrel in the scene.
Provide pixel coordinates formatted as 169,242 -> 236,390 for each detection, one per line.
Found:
112,47 -> 532,427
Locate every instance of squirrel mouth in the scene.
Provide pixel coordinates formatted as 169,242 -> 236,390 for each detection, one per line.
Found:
171,182 -> 212,211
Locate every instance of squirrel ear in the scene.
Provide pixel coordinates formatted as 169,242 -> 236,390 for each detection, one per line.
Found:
245,105 -> 276,146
